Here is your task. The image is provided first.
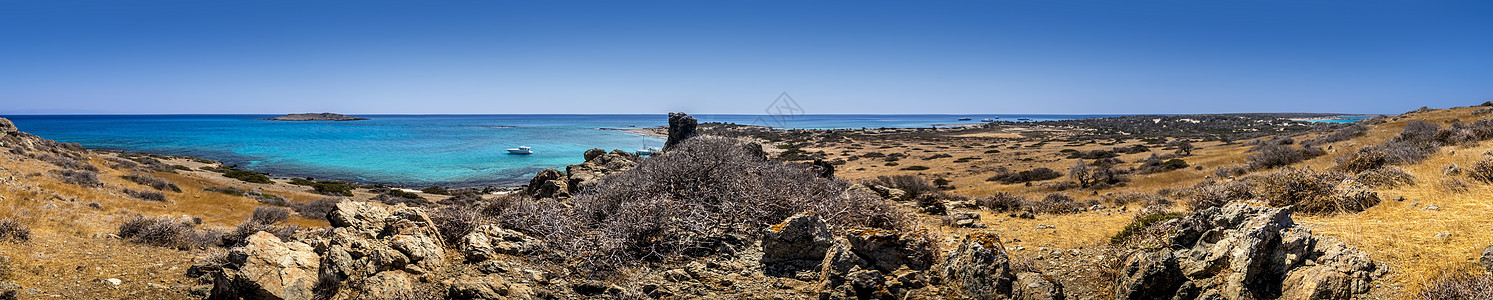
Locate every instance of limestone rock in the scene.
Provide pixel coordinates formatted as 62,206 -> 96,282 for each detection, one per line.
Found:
447,275 -> 523,300
0,118 -> 15,135
215,232 -> 320,300
460,225 -> 543,261
327,201 -> 391,234
360,271 -> 412,299
1114,202 -> 1381,300
525,169 -> 568,199
1482,245 -> 1493,273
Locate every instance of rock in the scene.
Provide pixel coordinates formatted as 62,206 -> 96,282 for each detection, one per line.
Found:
1114,202 -> 1381,300
1423,205 -> 1441,211
583,148 -> 607,162
361,271 -> 412,299
940,233 -> 1018,299
565,150 -> 637,192
214,232 -> 321,300
447,275 -> 521,299
1014,272 -> 1064,300
103,278 -> 122,286
460,225 -> 543,262
760,213 -> 834,266
845,229 -> 935,272
326,201 -> 391,234
809,159 -> 835,178
665,112 -> 698,150
1434,232 -> 1452,239
1481,245 -> 1493,273
0,118 -> 16,135
525,169 -> 569,199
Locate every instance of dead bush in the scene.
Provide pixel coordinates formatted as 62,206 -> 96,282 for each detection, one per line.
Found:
1247,143 -> 1324,170
977,192 -> 1026,212
1417,268 -> 1493,299
117,215 -> 223,250
1441,178 -> 1471,193
1187,180 -> 1254,211
292,197 -> 344,221
0,219 -> 30,243
1028,193 -> 1088,215
1470,157 -> 1493,183
1248,168 -> 1377,215
1354,167 -> 1416,189
544,136 -> 913,273
124,189 -> 167,202
122,174 -> 181,192
251,207 -> 292,224
1214,165 -> 1248,178
1308,124 -> 1368,145
431,204 -> 492,245
40,154 -> 97,171
1105,193 -> 1170,208
986,167 -> 1063,184
51,169 -> 101,187
868,175 -> 939,199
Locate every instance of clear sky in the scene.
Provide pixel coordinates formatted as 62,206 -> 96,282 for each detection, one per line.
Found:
1,1 -> 1489,115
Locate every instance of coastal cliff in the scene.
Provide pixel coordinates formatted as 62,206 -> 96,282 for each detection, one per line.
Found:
266,113 -> 368,121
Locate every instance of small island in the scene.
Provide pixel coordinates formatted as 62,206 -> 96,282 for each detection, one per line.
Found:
265,113 -> 369,121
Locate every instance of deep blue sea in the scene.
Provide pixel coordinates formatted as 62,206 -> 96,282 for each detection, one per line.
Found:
3,114 -> 1113,187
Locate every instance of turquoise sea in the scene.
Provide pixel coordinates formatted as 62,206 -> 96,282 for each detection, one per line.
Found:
3,114 -> 1113,187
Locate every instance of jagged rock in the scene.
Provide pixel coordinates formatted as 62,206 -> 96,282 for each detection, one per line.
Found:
525,169 -> 568,199
665,112 -> 698,150
845,229 -> 934,272
1115,202 -> 1381,300
360,271 -> 412,299
1481,245 -> 1493,273
760,213 -> 834,266
326,201 -> 392,234
1014,272 -> 1065,300
810,159 -> 835,178
566,150 -> 637,192
940,233 -> 1018,299
866,185 -> 908,201
214,232 -> 320,300
950,212 -> 983,228
309,202 -> 447,297
460,225 -> 543,261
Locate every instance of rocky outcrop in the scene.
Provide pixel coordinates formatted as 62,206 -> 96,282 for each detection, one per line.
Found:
941,233 -> 1017,298
1115,202 -> 1382,300
665,112 -> 698,150
0,118 -> 16,135
212,232 -> 321,300
524,149 -> 637,199
460,225 -> 543,262
265,113 -> 368,121
845,229 -> 935,272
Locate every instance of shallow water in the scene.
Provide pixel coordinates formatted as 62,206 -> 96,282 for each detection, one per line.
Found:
4,114 -> 1113,187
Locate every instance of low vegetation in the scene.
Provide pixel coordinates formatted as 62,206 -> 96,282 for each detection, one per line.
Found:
117,215 -> 223,250
122,173 -> 181,192
222,169 -> 272,184
985,167 -> 1063,184
0,219 -> 30,243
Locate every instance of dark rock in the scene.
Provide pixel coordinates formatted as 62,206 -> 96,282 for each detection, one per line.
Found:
760,213 -> 834,267
0,118 -> 16,135
665,112 -> 698,150
810,159 -> 835,178
583,148 -> 606,162
845,229 -> 935,272
1014,272 -> 1065,300
525,168 -> 568,199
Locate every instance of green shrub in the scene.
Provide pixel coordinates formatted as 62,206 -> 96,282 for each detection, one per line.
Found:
310,180 -> 357,196
222,169 -> 272,184
901,165 -> 931,171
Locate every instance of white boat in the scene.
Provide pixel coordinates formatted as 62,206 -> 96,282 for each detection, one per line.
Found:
980,118 -> 994,122
636,146 -> 660,156
506,146 -> 533,155
957,117 -> 973,121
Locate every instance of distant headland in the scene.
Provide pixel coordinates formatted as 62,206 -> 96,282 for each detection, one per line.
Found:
265,113 -> 369,121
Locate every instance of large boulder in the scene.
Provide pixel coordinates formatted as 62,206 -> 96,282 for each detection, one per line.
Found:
940,233 -> 1019,299
213,232 -> 321,300
460,225 -> 543,262
0,118 -> 16,135
760,213 -> 834,267
845,229 -> 935,272
664,112 -> 697,150
1115,202 -> 1382,300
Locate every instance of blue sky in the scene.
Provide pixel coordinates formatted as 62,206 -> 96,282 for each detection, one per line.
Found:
1,1 -> 1489,115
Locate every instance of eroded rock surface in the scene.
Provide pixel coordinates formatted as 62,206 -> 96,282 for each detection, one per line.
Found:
1115,202 -> 1382,300
213,232 -> 320,300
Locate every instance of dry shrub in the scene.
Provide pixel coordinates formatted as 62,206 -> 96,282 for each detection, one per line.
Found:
1248,168 -> 1377,215
1354,167 -> 1416,189
868,175 -> 939,198
977,192 -> 1027,212
1214,165 -> 1248,178
39,154 -> 97,171
0,219 -> 30,243
1309,123 -> 1368,145
1028,193 -> 1087,215
51,169 -> 101,187
1109,211 -> 1188,248
1441,178 -> 1471,193
1470,157 -> 1493,183
1247,143 -> 1324,170
118,215 -> 223,250
251,207 -> 292,224
106,157 -> 139,170
1418,268 -> 1493,299
292,197 -> 344,221
122,174 -> 181,192
985,167 -> 1062,184
430,204 -> 492,245
1336,120 -> 1448,173
1187,180 -> 1253,211
124,189 -> 167,201
527,136 -> 913,273
1105,193 -> 1170,208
